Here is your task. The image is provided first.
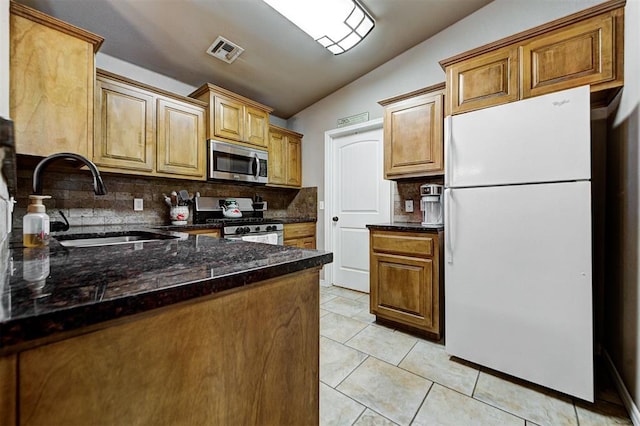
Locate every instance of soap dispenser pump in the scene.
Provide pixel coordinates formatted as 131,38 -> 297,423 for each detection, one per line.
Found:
23,195 -> 51,247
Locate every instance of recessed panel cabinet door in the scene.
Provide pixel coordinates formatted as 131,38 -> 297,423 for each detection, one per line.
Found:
522,13 -> 616,98
214,95 -> 243,141
446,45 -> 519,115
268,131 -> 287,185
156,98 -> 206,179
245,106 -> 269,147
286,135 -> 302,187
94,79 -> 155,172
384,92 -> 444,179
370,253 -> 435,331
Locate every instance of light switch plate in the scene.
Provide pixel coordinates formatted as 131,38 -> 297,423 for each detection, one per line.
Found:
134,198 -> 144,211
405,199 -> 414,212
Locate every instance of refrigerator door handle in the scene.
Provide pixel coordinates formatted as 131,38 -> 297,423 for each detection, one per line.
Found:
445,116 -> 452,187
445,188 -> 453,264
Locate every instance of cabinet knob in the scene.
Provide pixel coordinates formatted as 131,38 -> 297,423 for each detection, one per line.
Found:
332,216 -> 339,222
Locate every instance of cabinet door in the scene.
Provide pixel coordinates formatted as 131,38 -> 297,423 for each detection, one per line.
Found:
156,98 -> 206,178
214,95 -> 244,141
286,135 -> 302,187
94,79 -> 155,172
10,12 -> 96,157
384,92 -> 444,179
522,13 -> 616,98
245,106 -> 269,147
370,253 -> 436,332
268,131 -> 287,185
446,45 -> 519,115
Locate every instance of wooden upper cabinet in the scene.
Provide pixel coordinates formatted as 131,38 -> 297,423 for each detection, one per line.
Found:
268,125 -> 303,188
379,84 -> 444,179
94,76 -> 155,172
94,70 -> 207,180
190,83 -> 272,149
10,2 -> 103,157
521,12 -> 619,98
156,97 -> 206,178
440,0 -> 624,115
445,46 -> 519,115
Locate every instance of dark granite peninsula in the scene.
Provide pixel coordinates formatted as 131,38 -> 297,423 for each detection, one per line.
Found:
1,226 -> 332,425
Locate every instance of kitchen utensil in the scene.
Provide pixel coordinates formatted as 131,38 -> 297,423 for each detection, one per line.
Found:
170,191 -> 177,206
179,190 -> 189,205
162,194 -> 172,207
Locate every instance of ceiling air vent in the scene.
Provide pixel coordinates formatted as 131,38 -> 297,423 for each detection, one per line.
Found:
206,36 -> 244,64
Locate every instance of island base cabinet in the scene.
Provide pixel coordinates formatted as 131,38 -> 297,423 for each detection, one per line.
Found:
15,269 -> 320,426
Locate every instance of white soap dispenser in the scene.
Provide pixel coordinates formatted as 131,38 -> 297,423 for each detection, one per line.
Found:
23,195 -> 52,247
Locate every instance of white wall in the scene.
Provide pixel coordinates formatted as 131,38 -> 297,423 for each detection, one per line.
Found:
290,0 -> 604,255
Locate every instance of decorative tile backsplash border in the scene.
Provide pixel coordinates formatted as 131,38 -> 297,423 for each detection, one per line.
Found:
12,165 -> 317,229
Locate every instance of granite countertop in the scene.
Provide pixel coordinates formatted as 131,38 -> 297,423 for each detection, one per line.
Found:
366,222 -> 444,232
1,225 -> 332,353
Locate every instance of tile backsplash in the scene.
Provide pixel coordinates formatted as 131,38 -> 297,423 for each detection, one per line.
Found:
12,163 -> 317,229
393,177 -> 444,223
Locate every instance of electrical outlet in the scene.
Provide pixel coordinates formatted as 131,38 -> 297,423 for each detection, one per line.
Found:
133,198 -> 144,211
319,201 -> 324,210
405,199 -> 414,213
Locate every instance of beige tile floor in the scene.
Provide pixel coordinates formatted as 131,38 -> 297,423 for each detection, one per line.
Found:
319,285 -> 632,426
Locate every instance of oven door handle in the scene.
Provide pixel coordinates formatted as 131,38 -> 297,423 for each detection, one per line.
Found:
253,154 -> 260,179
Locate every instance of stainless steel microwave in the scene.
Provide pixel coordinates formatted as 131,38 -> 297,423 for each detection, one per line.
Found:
208,140 -> 268,184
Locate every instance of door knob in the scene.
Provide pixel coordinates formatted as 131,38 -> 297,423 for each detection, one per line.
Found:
332,216 -> 339,222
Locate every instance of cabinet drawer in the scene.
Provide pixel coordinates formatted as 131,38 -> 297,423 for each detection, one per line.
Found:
371,231 -> 433,257
284,222 -> 315,240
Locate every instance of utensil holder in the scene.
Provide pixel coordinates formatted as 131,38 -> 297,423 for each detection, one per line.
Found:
169,206 -> 189,225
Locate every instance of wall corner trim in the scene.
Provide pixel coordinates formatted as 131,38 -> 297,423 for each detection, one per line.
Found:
604,349 -> 640,425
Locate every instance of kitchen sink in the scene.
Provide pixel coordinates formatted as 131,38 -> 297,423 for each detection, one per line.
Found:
54,231 -> 181,248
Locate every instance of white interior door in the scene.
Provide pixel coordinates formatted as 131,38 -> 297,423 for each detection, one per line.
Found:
330,126 -> 390,293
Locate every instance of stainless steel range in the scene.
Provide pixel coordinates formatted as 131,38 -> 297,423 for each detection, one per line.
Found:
193,196 -> 283,245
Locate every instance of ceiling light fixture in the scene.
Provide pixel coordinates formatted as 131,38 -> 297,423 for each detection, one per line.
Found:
263,0 -> 375,55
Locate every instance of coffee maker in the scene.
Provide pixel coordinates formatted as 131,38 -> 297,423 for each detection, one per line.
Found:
420,184 -> 444,226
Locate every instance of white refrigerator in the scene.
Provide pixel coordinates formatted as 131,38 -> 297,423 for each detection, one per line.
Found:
444,85 -> 593,401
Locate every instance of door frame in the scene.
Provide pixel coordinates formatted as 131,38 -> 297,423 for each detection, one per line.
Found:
323,117 -> 390,288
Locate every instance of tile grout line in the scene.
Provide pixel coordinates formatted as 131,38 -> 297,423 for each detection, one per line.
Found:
408,381 -> 434,425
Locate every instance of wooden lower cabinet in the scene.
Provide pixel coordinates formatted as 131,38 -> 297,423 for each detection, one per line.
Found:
369,229 -> 443,339
9,269 -> 320,426
184,228 -> 221,238
284,222 -> 316,249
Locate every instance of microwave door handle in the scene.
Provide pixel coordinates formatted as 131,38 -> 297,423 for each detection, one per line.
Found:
253,154 -> 260,179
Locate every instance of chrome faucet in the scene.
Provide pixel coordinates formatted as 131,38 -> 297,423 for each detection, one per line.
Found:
32,152 -> 107,195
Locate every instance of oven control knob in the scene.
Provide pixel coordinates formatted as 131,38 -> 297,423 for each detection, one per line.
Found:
235,228 -> 242,234
255,226 -> 260,232
244,227 -> 251,233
